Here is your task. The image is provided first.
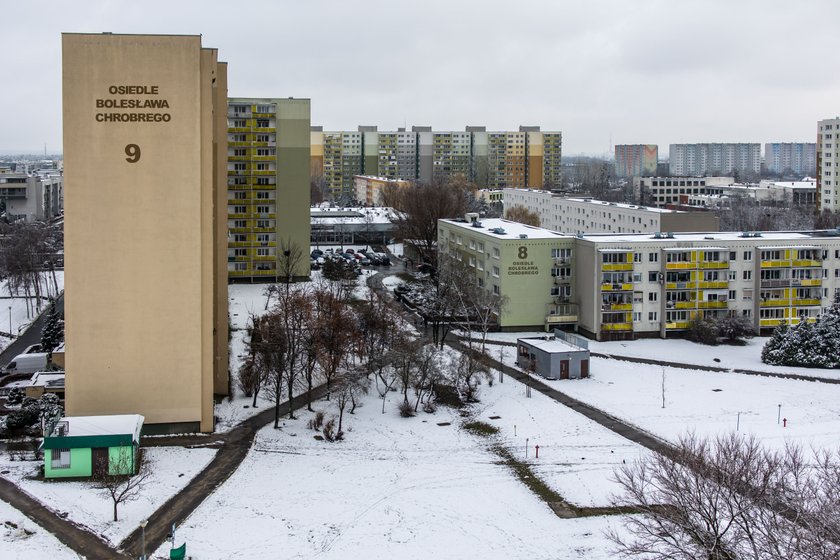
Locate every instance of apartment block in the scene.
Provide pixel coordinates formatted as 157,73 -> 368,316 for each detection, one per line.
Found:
227,98 -> 311,281
311,126 -> 562,196
438,217 -> 840,340
669,143 -> 761,177
764,142 -> 816,176
817,118 -> 840,212
634,176 -> 736,207
614,144 -> 658,178
353,175 -> 410,206
0,170 -> 62,222
62,33 -> 228,433
503,189 -> 719,234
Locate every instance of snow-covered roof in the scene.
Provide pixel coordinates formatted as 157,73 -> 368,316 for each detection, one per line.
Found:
440,218 -> 570,241
579,231 -> 819,244
565,198 -> 677,214
28,372 -> 64,388
55,414 -> 144,441
311,207 -> 399,226
518,336 -> 586,354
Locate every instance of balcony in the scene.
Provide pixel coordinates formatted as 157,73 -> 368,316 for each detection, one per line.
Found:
792,259 -> 822,267
760,260 -> 792,268
792,298 -> 821,306
698,261 -> 729,269
794,278 -> 822,287
759,318 -> 785,328
601,283 -> 633,292
760,299 -> 791,307
665,262 -> 695,270
554,276 -> 571,285
698,281 -> 728,289
602,303 -> 633,311
698,301 -> 728,309
673,301 -> 697,309
602,263 -> 633,272
601,322 -> 633,332
666,321 -> 690,330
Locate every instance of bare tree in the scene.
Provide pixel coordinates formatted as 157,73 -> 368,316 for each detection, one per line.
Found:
503,205 -> 541,227
251,310 -> 289,428
314,282 -> 355,397
609,432 -> 840,560
90,451 -> 152,522
334,367 -> 369,433
277,238 -> 305,290
412,344 -> 443,412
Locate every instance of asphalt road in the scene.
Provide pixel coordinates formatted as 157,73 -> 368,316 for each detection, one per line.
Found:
0,293 -> 63,368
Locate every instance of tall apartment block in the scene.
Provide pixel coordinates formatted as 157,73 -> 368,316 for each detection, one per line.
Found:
227,98 -> 311,281
764,142 -> 816,176
669,143 -> 761,177
62,33 -> 228,433
310,126 -> 562,198
614,144 -> 658,178
817,118 -> 840,213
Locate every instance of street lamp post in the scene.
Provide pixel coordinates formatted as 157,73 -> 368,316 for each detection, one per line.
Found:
7,306 -> 10,337
140,519 -> 148,560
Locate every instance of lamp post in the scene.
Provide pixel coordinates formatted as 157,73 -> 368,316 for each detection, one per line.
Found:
7,306 -> 10,337
140,519 -> 148,560
777,404 -> 781,425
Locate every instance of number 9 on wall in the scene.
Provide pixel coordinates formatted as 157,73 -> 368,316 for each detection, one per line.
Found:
125,144 -> 141,163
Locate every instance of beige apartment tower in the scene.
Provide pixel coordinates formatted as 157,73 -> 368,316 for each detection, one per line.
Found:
62,33 -> 229,433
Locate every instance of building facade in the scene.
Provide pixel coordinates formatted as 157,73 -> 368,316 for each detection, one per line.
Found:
503,189 -> 719,234
310,126 -> 562,197
614,144 -> 658,178
0,170 -> 62,222
817,118 -> 840,212
438,218 -> 840,340
62,33 -> 228,433
353,175 -> 410,206
634,176 -> 736,207
227,98 -> 311,281
669,143 -> 761,177
764,142 -> 816,176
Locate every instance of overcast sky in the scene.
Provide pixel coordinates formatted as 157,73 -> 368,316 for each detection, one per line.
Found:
2,0 -> 838,156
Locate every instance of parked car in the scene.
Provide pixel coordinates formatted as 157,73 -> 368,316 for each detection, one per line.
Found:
359,257 -> 371,265
375,252 -> 391,265
345,248 -> 355,254
3,352 -> 50,375
311,249 -> 324,259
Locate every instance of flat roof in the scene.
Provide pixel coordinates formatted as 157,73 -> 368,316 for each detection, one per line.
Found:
518,336 -> 585,353
440,218 -> 570,241
580,231 -> 821,244
55,414 -> 144,440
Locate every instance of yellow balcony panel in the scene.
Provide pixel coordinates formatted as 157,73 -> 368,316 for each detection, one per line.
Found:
604,303 -> 633,311
601,323 -> 633,332
601,283 -> 633,292
792,299 -> 821,306
251,156 -> 275,162
698,261 -> 729,269
251,170 -> 274,176
251,112 -> 273,118
228,242 -> 252,248
253,227 -> 274,233
675,301 -> 697,309
228,127 -> 250,133
666,321 -> 690,330
795,279 -> 822,287
792,259 -> 822,267
760,299 -> 791,307
253,255 -> 275,261
698,281 -> 728,289
760,319 -> 784,328
698,301 -> 728,309
228,270 -> 251,277
602,263 -> 633,272
761,260 -> 791,268
254,127 -> 275,133
228,213 -> 248,219
229,141 -> 249,147
665,262 -> 696,270
252,269 -> 277,276
251,142 -> 269,148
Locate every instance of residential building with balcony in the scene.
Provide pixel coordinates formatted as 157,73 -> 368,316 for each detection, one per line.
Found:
634,176 -> 737,207
0,170 -> 62,222
227,98 -> 311,281
353,175 -> 411,206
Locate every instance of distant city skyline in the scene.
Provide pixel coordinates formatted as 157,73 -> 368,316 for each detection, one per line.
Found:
1,0 -> 838,155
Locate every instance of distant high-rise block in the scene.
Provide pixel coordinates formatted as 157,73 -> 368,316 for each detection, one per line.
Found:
764,142 -> 816,176
614,144 -> 658,177
817,117 -> 840,212
62,33 -> 228,433
669,143 -> 761,177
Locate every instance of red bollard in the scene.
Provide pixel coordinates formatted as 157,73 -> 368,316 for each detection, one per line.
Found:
783,418 -> 787,428
535,445 -> 540,459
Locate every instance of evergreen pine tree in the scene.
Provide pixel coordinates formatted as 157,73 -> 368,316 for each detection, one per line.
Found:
40,300 -> 62,354
761,321 -> 788,365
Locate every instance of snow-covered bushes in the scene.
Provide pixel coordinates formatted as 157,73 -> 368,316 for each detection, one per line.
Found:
762,305 -> 840,368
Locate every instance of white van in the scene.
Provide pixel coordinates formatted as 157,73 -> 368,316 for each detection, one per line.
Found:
4,352 -> 50,375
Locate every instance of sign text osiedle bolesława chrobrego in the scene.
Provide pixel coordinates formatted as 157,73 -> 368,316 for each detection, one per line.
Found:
95,85 -> 171,122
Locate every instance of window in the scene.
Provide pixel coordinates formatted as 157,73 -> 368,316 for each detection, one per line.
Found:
492,266 -> 500,278
257,205 -> 270,213
648,271 -> 659,282
744,251 -> 753,261
648,292 -> 658,302
234,220 -> 246,228
634,253 -> 642,263
478,242 -> 485,253
233,205 -> 246,213
743,289 -> 753,300
729,290 -> 736,300
477,277 -> 484,288
256,104 -> 273,113
633,312 -> 642,322
648,311 -> 658,321
234,248 -> 247,257
256,220 -> 270,228
234,262 -> 247,271
256,191 -> 270,199
232,105 -> 247,114
729,251 -> 736,261
468,256 -> 476,267
256,119 -> 270,127
743,270 -> 752,280
257,248 -> 270,256
233,148 -> 246,156
492,248 -> 500,259
633,273 -> 642,283
649,252 -> 659,262
728,270 -> 737,280
234,234 -> 246,242
51,448 -> 70,469
233,191 -> 247,200
257,234 -> 270,243
493,284 -> 500,295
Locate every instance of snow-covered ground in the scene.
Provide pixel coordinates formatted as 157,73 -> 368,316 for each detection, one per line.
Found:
161,388 -> 627,559
0,498 -> 79,559
0,446 -> 216,545
477,330 -> 840,380
0,271 -> 64,355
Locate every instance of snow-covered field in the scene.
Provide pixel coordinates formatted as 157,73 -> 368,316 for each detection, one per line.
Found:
0,498 -> 79,559
0,446 -> 216,545
0,271 -> 64,354
161,387 -> 627,559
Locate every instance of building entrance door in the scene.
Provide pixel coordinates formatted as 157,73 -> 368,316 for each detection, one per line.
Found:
559,360 -> 570,380
92,447 -> 109,477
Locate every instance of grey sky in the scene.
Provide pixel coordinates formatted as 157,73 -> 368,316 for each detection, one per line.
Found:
2,0 -> 838,155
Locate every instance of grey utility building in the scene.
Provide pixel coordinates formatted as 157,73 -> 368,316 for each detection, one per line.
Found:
516,334 -> 590,380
